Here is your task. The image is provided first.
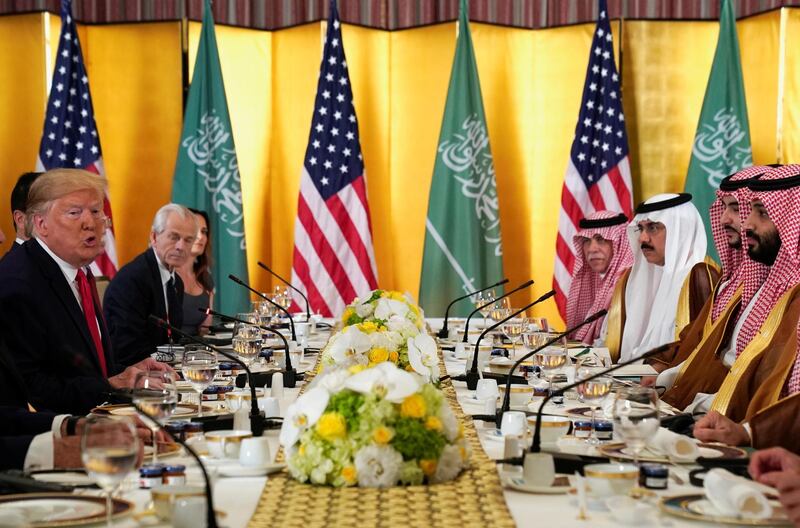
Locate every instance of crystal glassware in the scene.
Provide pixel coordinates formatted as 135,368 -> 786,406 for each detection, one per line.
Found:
132,370 -> 177,463
181,348 -> 218,417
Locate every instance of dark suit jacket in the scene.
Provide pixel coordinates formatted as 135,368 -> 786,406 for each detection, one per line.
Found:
0,240 -> 115,415
103,248 -> 184,368
0,406 -> 58,471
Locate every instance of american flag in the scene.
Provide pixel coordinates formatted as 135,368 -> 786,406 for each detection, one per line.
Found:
553,0 -> 633,318
36,0 -> 117,278
290,1 -> 378,317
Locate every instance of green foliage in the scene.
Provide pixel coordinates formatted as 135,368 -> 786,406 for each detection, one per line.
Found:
366,290 -> 384,303
344,312 -> 364,326
391,416 -> 446,461
327,390 -> 365,432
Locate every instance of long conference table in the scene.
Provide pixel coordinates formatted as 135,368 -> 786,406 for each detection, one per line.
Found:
99,318 -> 734,527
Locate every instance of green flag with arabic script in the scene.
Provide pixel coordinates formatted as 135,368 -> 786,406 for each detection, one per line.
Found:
418,0 -> 504,317
172,0 -> 249,314
684,0 -> 752,264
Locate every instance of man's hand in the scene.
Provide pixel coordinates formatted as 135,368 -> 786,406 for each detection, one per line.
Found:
108,358 -> 175,389
133,357 -> 176,374
53,436 -> 83,468
693,411 -> 750,446
751,448 -> 800,526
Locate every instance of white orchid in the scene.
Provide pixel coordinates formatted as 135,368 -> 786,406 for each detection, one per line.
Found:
313,368 -> 351,394
355,301 -> 374,318
279,387 -> 330,449
374,298 -> 409,320
386,314 -> 419,339
369,330 -> 401,352
354,445 -> 404,488
407,333 -> 440,381
344,362 -> 420,403
326,326 -> 372,365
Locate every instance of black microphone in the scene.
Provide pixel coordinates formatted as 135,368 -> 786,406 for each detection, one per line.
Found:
257,261 -> 311,321
461,279 -> 534,343
131,402 -> 218,528
464,289 -> 555,390
204,308 -> 298,389
530,344 -> 664,453
228,274 -> 297,342
148,315 -> 267,436
437,278 -> 509,339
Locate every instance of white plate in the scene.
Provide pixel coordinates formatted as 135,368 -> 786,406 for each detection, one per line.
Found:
216,463 -> 286,477
30,471 -> 94,487
0,494 -> 133,526
504,474 -> 571,494
621,445 -> 722,459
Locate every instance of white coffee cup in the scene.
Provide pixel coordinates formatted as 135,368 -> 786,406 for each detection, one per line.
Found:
172,496 -> 208,528
500,411 -> 526,437
205,430 -> 253,459
294,322 -> 310,338
475,378 -> 499,401
239,436 -> 271,468
261,396 -> 281,418
523,452 -> 555,487
271,372 -> 285,398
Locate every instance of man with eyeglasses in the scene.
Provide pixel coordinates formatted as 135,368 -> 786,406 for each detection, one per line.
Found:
609,193 -> 717,363
0,169 -> 172,415
565,211 -> 633,346
104,203 -> 198,368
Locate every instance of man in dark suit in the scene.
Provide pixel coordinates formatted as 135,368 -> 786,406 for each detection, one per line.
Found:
8,171 -> 42,250
0,169 -> 172,415
104,204 -> 198,367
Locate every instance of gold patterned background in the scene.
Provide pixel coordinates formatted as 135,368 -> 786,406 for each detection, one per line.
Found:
0,10 -> 796,325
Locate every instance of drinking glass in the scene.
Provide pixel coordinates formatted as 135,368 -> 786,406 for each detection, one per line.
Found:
274,286 -> 292,311
613,387 -> 660,470
182,348 -> 218,417
533,348 -> 567,402
501,316 -> 524,357
81,416 -> 139,528
233,323 -> 262,369
490,297 -> 512,324
471,290 -> 495,328
132,370 -> 177,463
576,367 -> 612,445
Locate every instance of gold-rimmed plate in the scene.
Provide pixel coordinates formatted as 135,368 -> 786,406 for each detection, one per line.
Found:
90,403 -> 215,417
0,493 -> 133,526
659,494 -> 791,526
600,442 -> 747,463
144,442 -> 182,460
503,474 -> 571,494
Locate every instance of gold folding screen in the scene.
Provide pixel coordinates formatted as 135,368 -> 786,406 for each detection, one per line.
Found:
0,11 -> 794,325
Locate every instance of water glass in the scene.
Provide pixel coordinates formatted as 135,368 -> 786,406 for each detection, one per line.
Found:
613,387 -> 660,470
182,348 -> 218,417
132,370 -> 177,463
576,367 -> 611,445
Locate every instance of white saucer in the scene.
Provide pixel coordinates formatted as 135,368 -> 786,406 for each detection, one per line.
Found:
216,462 -> 285,477
503,474 -> 571,494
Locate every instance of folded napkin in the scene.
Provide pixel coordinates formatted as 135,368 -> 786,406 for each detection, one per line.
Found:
704,468 -> 773,520
649,427 -> 699,462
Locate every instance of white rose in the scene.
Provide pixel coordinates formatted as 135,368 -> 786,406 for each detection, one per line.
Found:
440,403 -> 459,442
354,445 -> 403,488
431,444 -> 462,484
355,302 -> 374,318
375,298 -> 409,320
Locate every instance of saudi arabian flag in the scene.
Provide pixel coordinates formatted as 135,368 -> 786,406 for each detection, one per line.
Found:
418,0 -> 504,317
684,0 -> 752,263
172,0 -> 249,314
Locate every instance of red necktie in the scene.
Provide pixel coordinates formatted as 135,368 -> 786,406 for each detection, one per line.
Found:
76,269 -> 108,378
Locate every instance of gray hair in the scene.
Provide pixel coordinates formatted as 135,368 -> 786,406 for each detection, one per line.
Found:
151,203 -> 197,235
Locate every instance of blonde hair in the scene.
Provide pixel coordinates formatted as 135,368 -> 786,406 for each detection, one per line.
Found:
26,169 -> 107,234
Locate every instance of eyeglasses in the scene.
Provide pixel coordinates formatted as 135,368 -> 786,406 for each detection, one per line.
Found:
634,222 -> 664,235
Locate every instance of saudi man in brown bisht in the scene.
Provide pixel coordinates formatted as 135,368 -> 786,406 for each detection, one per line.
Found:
654,166 -> 772,403
675,165 -> 800,417
604,193 -> 718,362
565,211 -> 633,346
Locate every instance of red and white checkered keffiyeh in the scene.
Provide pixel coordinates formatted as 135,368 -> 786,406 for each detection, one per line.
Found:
710,166 -> 772,322
736,164 -> 800,357
566,211 -> 633,344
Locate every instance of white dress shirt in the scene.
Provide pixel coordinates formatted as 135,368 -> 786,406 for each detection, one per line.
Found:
152,250 -> 174,314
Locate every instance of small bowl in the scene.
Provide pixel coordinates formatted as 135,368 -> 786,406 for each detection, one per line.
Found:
584,463 -> 638,498
526,415 -> 571,445
499,384 -> 533,407
151,485 -> 205,521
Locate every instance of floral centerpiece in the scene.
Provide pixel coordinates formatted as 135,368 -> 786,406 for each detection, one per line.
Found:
280,362 -> 470,487
341,289 -> 425,333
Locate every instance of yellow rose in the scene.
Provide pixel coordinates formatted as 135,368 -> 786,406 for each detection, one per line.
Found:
388,351 -> 399,363
342,307 -> 355,323
368,347 -> 389,364
358,321 -> 378,334
388,291 -> 406,301
400,394 -> 427,419
341,466 -> 357,484
316,412 -> 347,440
424,416 -> 443,432
372,426 -> 394,444
420,459 -> 437,477
348,364 -> 367,375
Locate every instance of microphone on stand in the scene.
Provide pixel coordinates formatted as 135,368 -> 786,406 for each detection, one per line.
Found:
148,315 -> 268,436
228,274 -> 297,342
461,279 -> 534,343
529,344 -> 663,453
204,308 -> 298,389
476,309 -> 607,428
131,402 -> 218,528
463,290 -> 555,390
437,278 -> 509,339
257,261 -> 311,321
